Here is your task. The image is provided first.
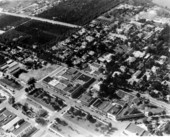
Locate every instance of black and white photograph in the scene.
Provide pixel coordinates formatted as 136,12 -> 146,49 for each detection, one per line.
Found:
0,0 -> 169,137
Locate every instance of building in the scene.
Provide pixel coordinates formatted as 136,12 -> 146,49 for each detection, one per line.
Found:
11,120 -> 35,137
123,123 -> 150,136
2,116 -> 21,131
79,93 -> 95,106
0,108 -> 17,126
91,99 -> 113,115
0,108 -> 37,137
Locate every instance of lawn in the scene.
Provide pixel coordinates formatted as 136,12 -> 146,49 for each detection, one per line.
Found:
37,0 -> 124,25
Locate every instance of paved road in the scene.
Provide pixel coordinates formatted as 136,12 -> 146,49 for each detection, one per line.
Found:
124,89 -> 170,113
37,65 -> 67,82
0,11 -> 81,28
36,82 -> 129,136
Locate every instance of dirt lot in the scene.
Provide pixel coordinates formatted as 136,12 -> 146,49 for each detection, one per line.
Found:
19,64 -> 60,82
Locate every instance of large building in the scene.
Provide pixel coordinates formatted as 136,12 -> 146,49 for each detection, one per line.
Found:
0,108 -> 37,137
123,123 -> 150,136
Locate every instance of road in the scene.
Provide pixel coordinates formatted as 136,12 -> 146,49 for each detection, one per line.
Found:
123,89 -> 170,113
37,65 -> 67,82
36,82 -> 129,137
0,11 -> 81,28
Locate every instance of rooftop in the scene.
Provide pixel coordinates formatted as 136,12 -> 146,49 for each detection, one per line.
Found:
125,123 -> 150,136
79,93 -> 95,106
0,108 -> 16,126
12,121 -> 31,136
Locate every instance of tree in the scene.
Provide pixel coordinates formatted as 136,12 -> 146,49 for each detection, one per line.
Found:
8,96 -> 15,104
143,118 -> 149,125
136,93 -> 141,98
87,114 -> 96,123
27,77 -> 36,85
38,109 -> 48,117
148,112 -> 153,117
22,103 -> 29,112
35,117 -> 48,126
162,110 -> 166,115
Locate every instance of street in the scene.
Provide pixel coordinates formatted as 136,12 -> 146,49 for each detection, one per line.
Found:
0,11 -> 81,28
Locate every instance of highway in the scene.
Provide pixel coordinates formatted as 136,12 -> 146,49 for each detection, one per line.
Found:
0,11 -> 81,28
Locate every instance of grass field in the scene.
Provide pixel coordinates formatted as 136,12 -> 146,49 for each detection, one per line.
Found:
37,0 -> 124,25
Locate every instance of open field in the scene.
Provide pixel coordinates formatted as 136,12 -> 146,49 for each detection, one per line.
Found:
37,0 -> 124,25
50,117 -> 92,137
63,107 -> 117,136
19,64 -> 61,82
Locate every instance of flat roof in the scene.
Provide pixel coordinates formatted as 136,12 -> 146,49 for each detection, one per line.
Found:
108,104 -> 122,115
125,123 -> 148,136
12,121 -> 31,135
79,93 -> 94,104
8,61 -> 18,69
2,116 -> 20,131
0,108 -> 17,126
48,79 -> 59,87
43,77 -> 53,83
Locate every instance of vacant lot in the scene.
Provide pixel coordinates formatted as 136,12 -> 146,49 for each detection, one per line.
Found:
19,64 -> 60,82
0,14 -> 29,31
38,0 -> 124,25
63,107 -> 117,136
50,118 -> 91,137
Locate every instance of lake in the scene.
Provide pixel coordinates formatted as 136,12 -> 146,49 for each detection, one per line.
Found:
152,0 -> 170,8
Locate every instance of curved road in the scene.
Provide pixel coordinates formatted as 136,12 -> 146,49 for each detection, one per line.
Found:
0,11 -> 81,28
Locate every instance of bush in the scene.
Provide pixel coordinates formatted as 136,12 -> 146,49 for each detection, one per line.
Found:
35,117 -> 48,126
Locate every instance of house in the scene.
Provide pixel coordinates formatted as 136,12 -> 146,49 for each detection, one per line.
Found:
123,123 -> 150,136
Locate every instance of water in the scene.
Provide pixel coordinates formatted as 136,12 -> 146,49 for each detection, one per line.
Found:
152,0 -> 170,8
